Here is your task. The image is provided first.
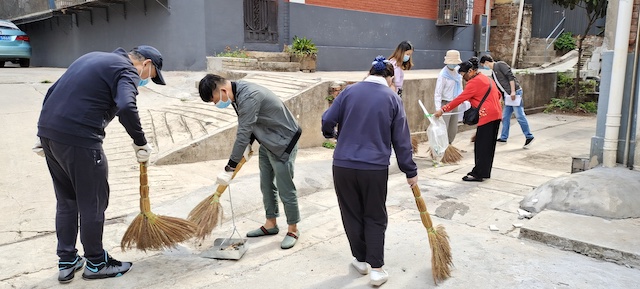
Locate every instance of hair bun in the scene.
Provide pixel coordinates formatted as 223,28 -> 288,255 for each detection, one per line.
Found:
371,55 -> 389,72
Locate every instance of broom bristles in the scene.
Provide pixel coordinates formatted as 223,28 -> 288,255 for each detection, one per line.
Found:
441,145 -> 463,164
121,212 -> 197,252
428,225 -> 453,284
187,193 -> 223,240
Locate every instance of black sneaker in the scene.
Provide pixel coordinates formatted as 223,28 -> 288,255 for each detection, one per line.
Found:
523,137 -> 535,149
496,139 -> 507,143
58,255 -> 85,283
82,251 -> 132,280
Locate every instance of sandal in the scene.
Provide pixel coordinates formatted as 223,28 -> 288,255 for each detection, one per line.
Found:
462,175 -> 483,182
246,226 -> 279,237
281,231 -> 299,249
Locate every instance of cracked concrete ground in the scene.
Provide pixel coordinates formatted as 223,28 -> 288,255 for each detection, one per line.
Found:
1,67 -> 639,289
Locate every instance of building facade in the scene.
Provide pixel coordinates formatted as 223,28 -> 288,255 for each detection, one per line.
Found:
6,0 -> 491,71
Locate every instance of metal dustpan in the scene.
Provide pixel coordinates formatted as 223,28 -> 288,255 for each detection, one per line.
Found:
201,236 -> 248,260
200,185 -> 248,260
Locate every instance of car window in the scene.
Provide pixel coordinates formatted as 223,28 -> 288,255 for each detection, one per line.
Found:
0,20 -> 19,30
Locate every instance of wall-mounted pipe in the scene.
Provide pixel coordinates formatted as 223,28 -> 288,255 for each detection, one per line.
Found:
603,0 -> 633,167
623,3 -> 640,168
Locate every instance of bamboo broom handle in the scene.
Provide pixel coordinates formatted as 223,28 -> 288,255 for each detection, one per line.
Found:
139,161 -> 151,213
214,152 -> 251,196
411,186 -> 434,229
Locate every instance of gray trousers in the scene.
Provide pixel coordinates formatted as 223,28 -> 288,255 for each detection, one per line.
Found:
441,100 -> 459,144
258,145 -> 300,225
41,137 -> 108,262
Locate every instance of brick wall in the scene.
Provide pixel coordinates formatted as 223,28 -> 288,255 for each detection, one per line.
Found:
631,0 -> 640,52
489,3 -> 532,66
300,0 -> 487,22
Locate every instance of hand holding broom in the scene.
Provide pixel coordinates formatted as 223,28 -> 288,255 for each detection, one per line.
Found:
188,146 -> 254,240
121,152 -> 197,251
411,185 -> 453,284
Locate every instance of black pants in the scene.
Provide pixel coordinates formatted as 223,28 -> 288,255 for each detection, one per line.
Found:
333,166 -> 388,268
470,119 -> 501,179
41,138 -> 109,262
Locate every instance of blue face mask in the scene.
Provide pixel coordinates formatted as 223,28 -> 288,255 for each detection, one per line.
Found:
215,89 -> 231,109
403,55 -> 410,62
481,65 -> 490,70
138,64 -> 151,87
446,64 -> 457,70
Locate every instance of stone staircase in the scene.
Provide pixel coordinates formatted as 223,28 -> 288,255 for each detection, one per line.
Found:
521,38 -> 557,68
207,51 -> 300,73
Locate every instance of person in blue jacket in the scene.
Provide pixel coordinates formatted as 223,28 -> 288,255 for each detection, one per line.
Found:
321,56 -> 418,287
33,45 -> 165,283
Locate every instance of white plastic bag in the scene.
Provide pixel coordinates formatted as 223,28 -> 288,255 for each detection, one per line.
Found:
427,116 -> 449,161
418,100 -> 449,162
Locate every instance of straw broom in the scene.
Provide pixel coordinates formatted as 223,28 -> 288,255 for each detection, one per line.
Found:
441,145 -> 463,164
188,153 -> 251,240
411,185 -> 453,284
121,160 -> 197,252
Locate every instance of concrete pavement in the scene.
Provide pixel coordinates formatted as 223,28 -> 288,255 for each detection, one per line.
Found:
1,67 -> 639,289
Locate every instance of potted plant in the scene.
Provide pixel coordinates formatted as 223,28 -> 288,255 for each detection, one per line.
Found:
288,36 -> 318,72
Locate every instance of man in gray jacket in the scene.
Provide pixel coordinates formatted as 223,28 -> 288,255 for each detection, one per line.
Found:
198,74 -> 302,249
480,55 -> 534,148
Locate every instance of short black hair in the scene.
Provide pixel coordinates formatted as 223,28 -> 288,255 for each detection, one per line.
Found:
198,74 -> 226,102
479,55 -> 494,64
459,57 -> 480,73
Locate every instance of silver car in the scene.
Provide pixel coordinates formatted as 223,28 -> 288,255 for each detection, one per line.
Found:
0,20 -> 31,67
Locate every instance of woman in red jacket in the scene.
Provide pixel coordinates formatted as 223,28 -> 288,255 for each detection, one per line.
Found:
434,57 -> 502,182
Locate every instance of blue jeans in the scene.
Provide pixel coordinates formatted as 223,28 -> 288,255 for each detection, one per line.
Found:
500,89 -> 534,140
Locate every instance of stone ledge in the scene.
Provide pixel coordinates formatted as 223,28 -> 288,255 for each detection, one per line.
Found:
519,210 -> 640,269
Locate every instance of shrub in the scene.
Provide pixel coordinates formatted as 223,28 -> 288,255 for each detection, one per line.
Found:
545,98 -> 576,113
557,72 -> 574,88
216,46 -> 248,58
578,101 -> 598,113
554,32 -> 576,51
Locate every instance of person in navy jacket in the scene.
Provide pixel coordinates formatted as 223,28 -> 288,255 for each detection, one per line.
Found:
321,55 -> 418,286
33,45 -> 165,283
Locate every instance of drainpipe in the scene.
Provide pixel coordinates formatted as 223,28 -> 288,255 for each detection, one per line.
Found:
511,0 -> 525,67
624,7 -> 640,168
603,0 -> 633,168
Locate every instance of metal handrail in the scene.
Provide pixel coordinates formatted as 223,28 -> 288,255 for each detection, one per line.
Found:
546,27 -> 565,50
545,10 -> 566,50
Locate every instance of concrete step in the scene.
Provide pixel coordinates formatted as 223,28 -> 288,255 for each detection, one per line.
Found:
520,210 -> 640,268
522,55 -> 552,64
258,61 -> 300,72
245,51 -> 291,62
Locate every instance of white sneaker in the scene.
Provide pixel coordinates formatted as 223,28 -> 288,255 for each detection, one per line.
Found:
370,268 -> 388,286
351,258 -> 370,274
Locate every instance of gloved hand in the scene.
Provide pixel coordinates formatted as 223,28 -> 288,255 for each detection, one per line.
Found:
132,143 -> 154,163
216,165 -> 235,186
32,138 -> 45,157
243,145 -> 253,162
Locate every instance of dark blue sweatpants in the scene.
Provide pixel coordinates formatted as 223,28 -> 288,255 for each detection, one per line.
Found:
40,137 -> 109,262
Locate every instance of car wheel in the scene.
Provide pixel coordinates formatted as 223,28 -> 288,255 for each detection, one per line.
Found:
19,59 -> 30,67
0,61 -> 5,68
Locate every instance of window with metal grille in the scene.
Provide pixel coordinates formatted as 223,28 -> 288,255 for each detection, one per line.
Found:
437,0 -> 474,26
244,0 -> 278,43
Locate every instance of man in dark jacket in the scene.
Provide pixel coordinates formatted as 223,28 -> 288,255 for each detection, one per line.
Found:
33,45 -> 165,283
198,74 -> 303,250
480,55 -> 535,148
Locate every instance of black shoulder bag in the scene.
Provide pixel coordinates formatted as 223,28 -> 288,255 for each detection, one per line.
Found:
462,85 -> 492,125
